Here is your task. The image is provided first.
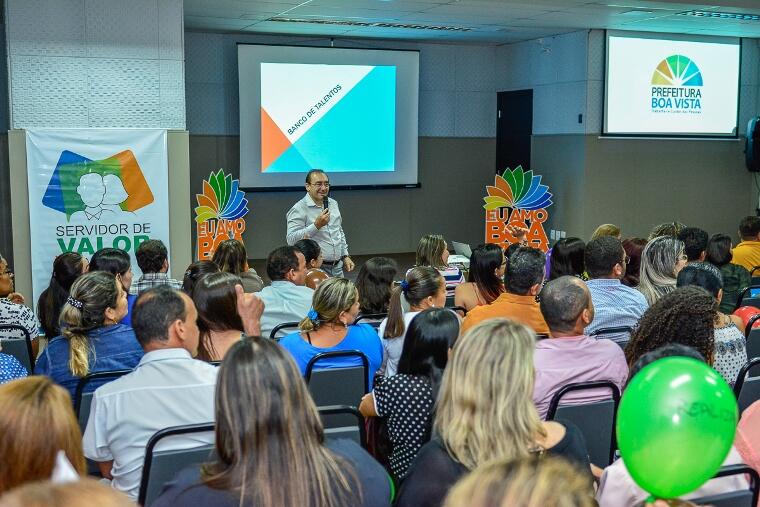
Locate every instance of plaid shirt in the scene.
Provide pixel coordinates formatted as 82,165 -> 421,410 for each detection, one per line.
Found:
129,272 -> 183,295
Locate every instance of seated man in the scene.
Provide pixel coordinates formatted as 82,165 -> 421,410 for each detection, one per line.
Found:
258,246 -> 314,339
461,247 -> 549,335
584,236 -> 648,346
732,216 -> 760,273
534,276 -> 628,420
678,226 -> 709,262
130,239 -> 182,295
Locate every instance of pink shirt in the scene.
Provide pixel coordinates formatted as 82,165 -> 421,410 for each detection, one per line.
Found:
737,400 -> 760,472
533,335 -> 628,420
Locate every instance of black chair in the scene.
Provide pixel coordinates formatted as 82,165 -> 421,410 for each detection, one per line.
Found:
589,326 -> 634,349
734,358 -> 760,414
354,313 -> 387,329
690,464 -> 759,507
138,422 -> 216,507
306,350 -> 369,429
736,287 -> 760,311
269,321 -> 300,341
546,380 -> 621,466
744,315 -> 760,377
318,405 -> 366,448
75,369 -> 132,430
751,265 -> 760,287
445,295 -> 456,307
0,324 -> 34,373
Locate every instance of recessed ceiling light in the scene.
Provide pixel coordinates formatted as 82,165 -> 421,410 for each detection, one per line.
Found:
679,10 -> 760,21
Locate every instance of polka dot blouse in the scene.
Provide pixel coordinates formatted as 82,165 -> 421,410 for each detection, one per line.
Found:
0,352 -> 27,384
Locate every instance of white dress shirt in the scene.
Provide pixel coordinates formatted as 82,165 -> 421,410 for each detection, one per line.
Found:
82,348 -> 217,500
258,280 -> 315,339
286,193 -> 349,262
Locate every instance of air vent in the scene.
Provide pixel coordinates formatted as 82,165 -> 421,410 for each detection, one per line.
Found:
268,17 -> 472,32
679,10 -> 760,21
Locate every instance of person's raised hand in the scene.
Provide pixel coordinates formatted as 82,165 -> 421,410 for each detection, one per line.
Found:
6,292 -> 25,305
314,209 -> 330,229
506,224 -> 529,239
343,256 -> 355,272
235,284 -> 265,337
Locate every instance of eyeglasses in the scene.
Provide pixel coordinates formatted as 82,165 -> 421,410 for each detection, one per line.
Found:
310,182 -> 330,188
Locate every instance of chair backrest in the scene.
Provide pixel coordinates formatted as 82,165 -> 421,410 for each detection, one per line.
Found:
691,464 -> 759,507
448,306 -> 467,318
589,326 -> 634,349
0,324 -> 33,373
269,321 -> 300,341
736,286 -> 760,311
354,313 -> 387,329
318,405 -> 366,448
138,423 -> 216,507
734,358 -> 760,414
75,369 -> 132,430
445,295 -> 456,307
546,380 -> 621,466
306,351 -> 369,429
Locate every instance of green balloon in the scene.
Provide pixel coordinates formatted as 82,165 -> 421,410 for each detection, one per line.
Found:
616,356 -> 737,499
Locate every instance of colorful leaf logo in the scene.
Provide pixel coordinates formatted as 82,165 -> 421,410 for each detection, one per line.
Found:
195,169 -> 249,223
484,166 -> 553,211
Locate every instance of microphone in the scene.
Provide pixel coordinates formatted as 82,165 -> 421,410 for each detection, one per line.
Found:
323,196 -> 329,210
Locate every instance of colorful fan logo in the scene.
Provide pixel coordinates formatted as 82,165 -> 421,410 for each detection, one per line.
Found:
652,55 -> 703,87
484,166 -> 553,211
195,170 -> 249,224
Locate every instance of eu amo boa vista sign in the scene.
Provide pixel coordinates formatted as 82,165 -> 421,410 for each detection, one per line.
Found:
195,169 -> 249,260
484,166 -> 553,252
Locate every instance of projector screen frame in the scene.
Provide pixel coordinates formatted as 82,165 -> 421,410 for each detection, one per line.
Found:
237,42 -> 420,192
601,30 -> 742,140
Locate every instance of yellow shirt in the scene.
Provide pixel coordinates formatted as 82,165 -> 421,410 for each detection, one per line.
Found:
460,292 -> 550,335
731,240 -> 760,273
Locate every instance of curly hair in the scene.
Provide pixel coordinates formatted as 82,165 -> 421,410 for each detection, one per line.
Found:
625,286 -> 717,368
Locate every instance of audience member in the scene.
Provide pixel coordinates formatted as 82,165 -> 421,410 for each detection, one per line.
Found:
360,308 -> 458,480
355,256 -> 398,315
625,287 -> 717,371
193,272 -> 257,361
0,377 -> 86,495
591,223 -> 621,240
443,456 -> 595,507
648,221 -> 685,240
676,263 -> 747,384
549,237 -> 587,281
454,243 -> 505,312
0,252 -> 38,349
621,238 -> 647,287
0,479 -> 133,507
678,226 -> 708,262
732,215 -> 760,272
130,239 -> 181,294
295,238 -> 330,289
637,236 -> 687,305
83,286 -> 224,499
280,277 -> 382,387
461,247 -> 549,335
0,347 -> 26,383
379,266 -> 446,377
737,400 -> 760,473
37,252 -> 88,339
534,276 -> 628,419
584,236 -> 648,346
153,336 -> 391,507
34,271 -> 143,400
89,248 -> 135,326
181,259 -> 220,295
706,233 -> 751,313
211,238 -> 264,293
397,319 -> 590,507
258,246 -> 314,339
415,234 -> 464,296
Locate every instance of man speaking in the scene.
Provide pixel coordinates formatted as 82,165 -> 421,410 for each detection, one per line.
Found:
286,170 -> 354,277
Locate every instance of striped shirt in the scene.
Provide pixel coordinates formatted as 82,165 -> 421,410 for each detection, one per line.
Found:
584,278 -> 648,346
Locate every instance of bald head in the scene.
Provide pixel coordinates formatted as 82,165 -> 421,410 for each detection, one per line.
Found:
539,276 -> 593,335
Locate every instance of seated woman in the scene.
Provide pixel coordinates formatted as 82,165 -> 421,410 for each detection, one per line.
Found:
621,238 -> 647,288
181,260 -> 220,295
706,233 -> 751,313
675,263 -> 747,384
295,239 -> 330,290
34,271 -> 144,400
0,252 -> 39,358
0,376 -> 86,495
153,336 -> 391,507
0,348 -> 27,384
211,239 -> 264,293
0,478 -> 133,507
37,252 -> 88,340
360,308 -> 458,481
454,244 -> 504,312
192,272 -> 245,361
355,257 -> 398,317
638,236 -> 687,305
415,234 -> 464,297
591,223 -> 621,241
397,319 -> 591,507
279,278 -> 383,387
549,238 -> 587,281
379,267 -> 446,378
89,248 -> 135,327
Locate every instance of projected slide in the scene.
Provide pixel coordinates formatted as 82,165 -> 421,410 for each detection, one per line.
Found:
260,63 -> 396,173
605,34 -> 740,136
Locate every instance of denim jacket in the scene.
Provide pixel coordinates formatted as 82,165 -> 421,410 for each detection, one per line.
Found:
34,324 -> 144,401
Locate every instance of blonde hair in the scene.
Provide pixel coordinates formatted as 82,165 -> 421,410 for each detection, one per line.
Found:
60,271 -> 121,377
0,377 -> 86,494
0,478 -> 133,507
638,236 -> 685,306
443,456 -> 595,507
299,278 -> 358,332
591,223 -> 620,240
416,234 -> 448,270
435,319 -> 545,470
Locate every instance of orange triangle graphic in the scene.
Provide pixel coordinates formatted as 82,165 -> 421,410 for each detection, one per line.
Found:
261,107 -> 292,172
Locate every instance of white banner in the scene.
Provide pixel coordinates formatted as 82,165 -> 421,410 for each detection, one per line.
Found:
26,129 -> 169,307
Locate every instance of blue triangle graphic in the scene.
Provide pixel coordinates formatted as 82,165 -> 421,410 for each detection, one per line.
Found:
267,143 -> 313,173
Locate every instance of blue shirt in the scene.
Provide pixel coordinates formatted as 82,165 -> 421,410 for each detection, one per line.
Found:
0,352 -> 27,384
280,324 -> 383,388
585,278 -> 649,346
120,294 -> 137,327
35,323 -> 144,401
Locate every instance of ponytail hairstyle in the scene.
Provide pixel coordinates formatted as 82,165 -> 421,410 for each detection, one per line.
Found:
59,271 -> 121,377
37,253 -> 87,338
299,278 -> 359,332
384,266 -> 444,339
